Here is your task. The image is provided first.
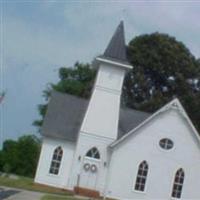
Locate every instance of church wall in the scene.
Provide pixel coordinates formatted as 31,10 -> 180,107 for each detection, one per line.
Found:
34,137 -> 75,189
106,109 -> 200,200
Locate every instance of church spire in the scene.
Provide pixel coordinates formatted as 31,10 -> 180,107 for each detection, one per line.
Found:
103,21 -> 128,63
96,21 -> 131,68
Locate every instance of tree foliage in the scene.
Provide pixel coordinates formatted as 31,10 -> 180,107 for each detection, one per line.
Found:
0,135 -> 41,177
34,33 -> 200,133
125,32 -> 200,131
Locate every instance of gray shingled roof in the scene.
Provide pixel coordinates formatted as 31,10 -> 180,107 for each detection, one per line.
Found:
99,21 -> 130,65
41,91 -> 88,142
41,91 -> 151,142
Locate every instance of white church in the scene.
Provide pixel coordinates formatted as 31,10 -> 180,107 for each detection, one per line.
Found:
35,22 -> 200,199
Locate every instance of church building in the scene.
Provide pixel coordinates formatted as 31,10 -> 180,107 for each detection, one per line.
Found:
35,21 -> 200,200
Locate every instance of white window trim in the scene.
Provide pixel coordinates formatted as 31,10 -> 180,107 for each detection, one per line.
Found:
132,161 -> 149,194
157,136 -> 176,153
49,146 -> 63,175
170,168 -> 185,199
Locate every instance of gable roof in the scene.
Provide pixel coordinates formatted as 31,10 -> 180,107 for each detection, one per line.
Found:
41,91 -> 88,142
110,98 -> 200,148
118,107 -> 151,139
41,91 -> 150,142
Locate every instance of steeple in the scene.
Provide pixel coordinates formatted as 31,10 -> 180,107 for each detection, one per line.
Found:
104,21 -> 127,62
96,21 -> 132,69
79,21 -> 132,141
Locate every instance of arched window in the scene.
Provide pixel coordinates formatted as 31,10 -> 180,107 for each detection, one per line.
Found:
49,146 -> 63,175
85,147 -> 100,159
134,161 -> 148,192
171,168 -> 184,199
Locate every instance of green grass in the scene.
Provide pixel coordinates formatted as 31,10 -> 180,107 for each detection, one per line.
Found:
0,176 -> 72,196
41,194 -> 86,200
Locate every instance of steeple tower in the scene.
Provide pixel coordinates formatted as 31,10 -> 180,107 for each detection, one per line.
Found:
70,21 -> 132,192
80,21 -> 132,140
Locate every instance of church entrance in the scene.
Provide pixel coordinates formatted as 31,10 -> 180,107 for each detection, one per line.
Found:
74,156 -> 100,198
77,147 -> 100,192
79,157 -> 99,190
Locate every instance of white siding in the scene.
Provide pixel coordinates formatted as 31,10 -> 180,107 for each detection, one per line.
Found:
34,137 -> 75,189
95,63 -> 126,92
106,109 -> 200,200
81,63 -> 125,140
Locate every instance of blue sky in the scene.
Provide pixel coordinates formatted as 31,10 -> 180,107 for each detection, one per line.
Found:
1,1 -> 200,145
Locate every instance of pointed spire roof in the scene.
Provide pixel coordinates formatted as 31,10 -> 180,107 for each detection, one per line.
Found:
95,21 -> 132,69
103,21 -> 129,63
103,21 -> 127,61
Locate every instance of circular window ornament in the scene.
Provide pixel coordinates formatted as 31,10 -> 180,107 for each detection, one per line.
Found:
159,138 -> 174,150
83,163 -> 90,171
90,164 -> 97,173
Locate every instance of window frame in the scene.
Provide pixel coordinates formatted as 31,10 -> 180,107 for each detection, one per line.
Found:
171,168 -> 185,199
159,138 -> 174,150
134,161 -> 149,193
85,147 -> 100,160
49,146 -> 63,175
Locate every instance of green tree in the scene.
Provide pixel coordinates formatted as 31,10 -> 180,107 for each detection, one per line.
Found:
125,32 -> 200,131
1,140 -> 18,173
0,135 -> 41,177
15,135 -> 41,177
0,151 -> 3,171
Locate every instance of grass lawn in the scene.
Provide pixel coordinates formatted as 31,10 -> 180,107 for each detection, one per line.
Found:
41,194 -> 86,200
0,175 -> 72,196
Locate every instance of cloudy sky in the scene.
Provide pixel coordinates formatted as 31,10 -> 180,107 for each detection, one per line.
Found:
0,1 -> 200,145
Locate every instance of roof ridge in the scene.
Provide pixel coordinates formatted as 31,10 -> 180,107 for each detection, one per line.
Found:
52,90 -> 88,102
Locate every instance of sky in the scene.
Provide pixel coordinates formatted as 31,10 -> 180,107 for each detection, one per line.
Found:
0,1 -> 200,146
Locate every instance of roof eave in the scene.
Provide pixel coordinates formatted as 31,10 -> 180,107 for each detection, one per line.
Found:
96,56 -> 132,70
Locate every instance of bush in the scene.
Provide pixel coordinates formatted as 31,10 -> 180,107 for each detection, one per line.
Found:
0,135 -> 41,177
